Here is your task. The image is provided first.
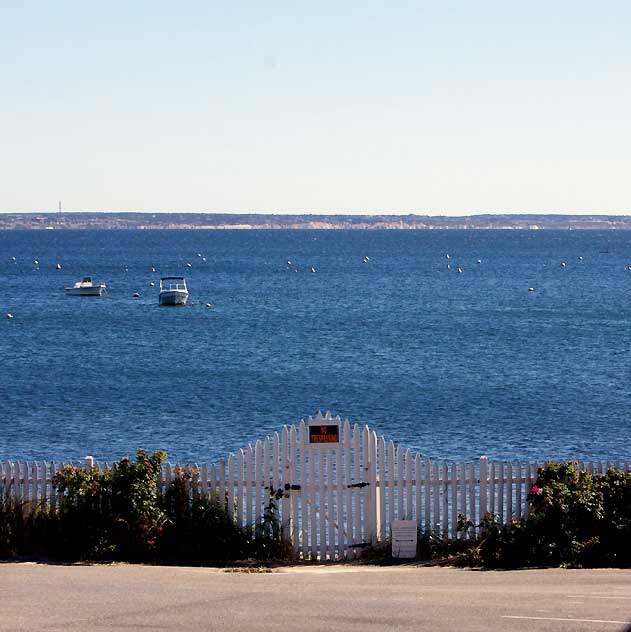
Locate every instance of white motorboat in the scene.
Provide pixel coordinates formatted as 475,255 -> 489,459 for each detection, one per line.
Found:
64,277 -> 107,296
159,277 -> 189,306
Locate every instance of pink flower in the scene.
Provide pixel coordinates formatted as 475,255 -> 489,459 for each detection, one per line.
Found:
530,486 -> 541,493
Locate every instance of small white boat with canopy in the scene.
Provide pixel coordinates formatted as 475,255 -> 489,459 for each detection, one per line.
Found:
64,277 -> 107,296
159,277 -> 189,306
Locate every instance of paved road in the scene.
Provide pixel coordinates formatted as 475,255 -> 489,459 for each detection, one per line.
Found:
1,563 -> 630,631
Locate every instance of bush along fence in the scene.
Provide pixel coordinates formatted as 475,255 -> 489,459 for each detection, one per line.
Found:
2,411 -> 631,566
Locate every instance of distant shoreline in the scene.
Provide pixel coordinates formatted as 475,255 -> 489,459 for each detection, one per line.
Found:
2,212 -> 631,230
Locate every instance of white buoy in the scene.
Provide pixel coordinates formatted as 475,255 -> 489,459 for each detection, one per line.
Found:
446,254 -> 450,259
447,264 -> 451,269
197,253 -> 202,257
55,263 -> 61,270
125,267 -> 129,272
310,267 -> 316,273
7,313 -> 13,319
33,259 -> 39,265
528,287 -> 535,292
578,256 -> 583,261
477,259 -> 482,264
205,303 -> 213,308
11,256 -> 16,262
149,282 -> 155,287
151,267 -> 156,272
560,262 -> 566,267
457,267 -> 463,273
202,257 -> 206,262
287,260 -> 292,266
133,292 -> 140,298
186,263 -> 192,268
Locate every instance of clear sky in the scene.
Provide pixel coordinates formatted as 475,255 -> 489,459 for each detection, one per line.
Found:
1,1 -> 630,215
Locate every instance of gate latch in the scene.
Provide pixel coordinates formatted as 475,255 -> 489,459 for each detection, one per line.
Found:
284,483 -> 301,491
347,481 -> 370,489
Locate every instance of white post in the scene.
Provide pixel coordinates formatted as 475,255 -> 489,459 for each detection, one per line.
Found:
84,455 -> 94,469
479,456 -> 488,526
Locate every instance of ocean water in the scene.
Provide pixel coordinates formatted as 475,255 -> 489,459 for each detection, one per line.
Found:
1,228 -> 630,464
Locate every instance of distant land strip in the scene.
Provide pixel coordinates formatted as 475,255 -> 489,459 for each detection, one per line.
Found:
2,212 -> 631,230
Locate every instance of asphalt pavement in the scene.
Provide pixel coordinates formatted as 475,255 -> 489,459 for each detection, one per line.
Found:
1,563 -> 630,631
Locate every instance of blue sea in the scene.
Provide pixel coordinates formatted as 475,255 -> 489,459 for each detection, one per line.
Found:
1,229 -> 630,464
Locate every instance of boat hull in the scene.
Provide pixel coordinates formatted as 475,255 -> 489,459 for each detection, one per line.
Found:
64,286 -> 106,296
159,290 -> 189,306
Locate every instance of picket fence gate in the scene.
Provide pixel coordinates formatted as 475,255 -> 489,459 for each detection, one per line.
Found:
2,411 -> 629,560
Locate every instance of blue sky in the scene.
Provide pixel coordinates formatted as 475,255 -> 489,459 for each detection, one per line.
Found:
1,1 -> 630,214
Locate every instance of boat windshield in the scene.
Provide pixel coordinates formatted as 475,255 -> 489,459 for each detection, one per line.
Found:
161,280 -> 187,291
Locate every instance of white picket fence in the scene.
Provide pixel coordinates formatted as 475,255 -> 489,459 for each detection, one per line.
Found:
2,411 -> 629,560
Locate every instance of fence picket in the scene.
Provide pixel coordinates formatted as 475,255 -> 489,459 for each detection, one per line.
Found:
299,421 -> 308,560
497,462 -> 504,523
40,461 -> 47,503
488,461 -> 495,517
405,448 -> 413,520
13,462 -> 20,498
368,430 -> 378,545
415,454 -> 422,529
227,454 -> 235,521
254,440 -> 262,526
49,462 -> 56,511
458,462 -> 466,536
344,421 -> 353,559
263,437 -> 270,512
318,448 -> 326,560
396,445 -> 404,520
515,461 -> 522,519
289,426 -> 299,555
309,442 -> 317,560
280,427 -> 290,541
201,464 -> 208,497
352,424 -> 361,550
387,441 -> 395,532
450,462 -> 457,538
335,441 -> 344,556
432,462 -> 439,532
378,436 -> 386,542
219,458 -> 226,508
523,462 -> 531,519
236,449 -> 244,527
441,463 -> 448,537
424,458 -> 431,532
245,445 -> 254,530
469,462 -> 476,529
479,457 -> 488,521
506,462 -> 513,522
31,462 -> 38,503
209,463 -> 216,501
327,443 -> 335,559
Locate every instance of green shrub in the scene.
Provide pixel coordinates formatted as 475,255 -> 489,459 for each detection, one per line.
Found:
456,461 -> 631,568
47,452 -> 291,564
249,487 -> 292,561
595,468 -> 631,566
51,449 -> 167,561
158,467 -> 249,563
0,490 -> 24,558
